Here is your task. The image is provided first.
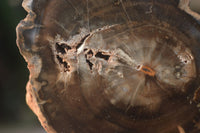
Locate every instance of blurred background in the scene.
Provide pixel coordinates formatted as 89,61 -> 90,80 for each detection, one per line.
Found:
0,0 -> 199,133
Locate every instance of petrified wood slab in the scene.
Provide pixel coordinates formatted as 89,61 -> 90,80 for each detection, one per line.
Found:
16,0 -> 200,133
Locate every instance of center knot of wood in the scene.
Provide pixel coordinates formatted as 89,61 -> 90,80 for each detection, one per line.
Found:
140,65 -> 155,77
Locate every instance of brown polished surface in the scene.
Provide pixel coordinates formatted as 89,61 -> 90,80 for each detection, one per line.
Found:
17,0 -> 200,133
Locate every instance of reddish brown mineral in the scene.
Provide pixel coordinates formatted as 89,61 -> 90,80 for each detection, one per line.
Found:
16,0 -> 200,133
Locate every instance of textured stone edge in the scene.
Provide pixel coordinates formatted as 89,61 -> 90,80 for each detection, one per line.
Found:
16,0 -> 56,132
179,0 -> 200,21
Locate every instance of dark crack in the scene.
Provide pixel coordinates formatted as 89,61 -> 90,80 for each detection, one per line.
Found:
95,52 -> 110,60
56,43 -> 66,54
86,59 -> 93,70
87,50 -> 93,56
56,55 -> 70,72
84,49 -> 94,70
76,34 -> 90,49
56,43 -> 72,54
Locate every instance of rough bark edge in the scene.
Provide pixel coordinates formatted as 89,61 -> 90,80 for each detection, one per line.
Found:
16,0 -> 56,132
179,0 -> 200,21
